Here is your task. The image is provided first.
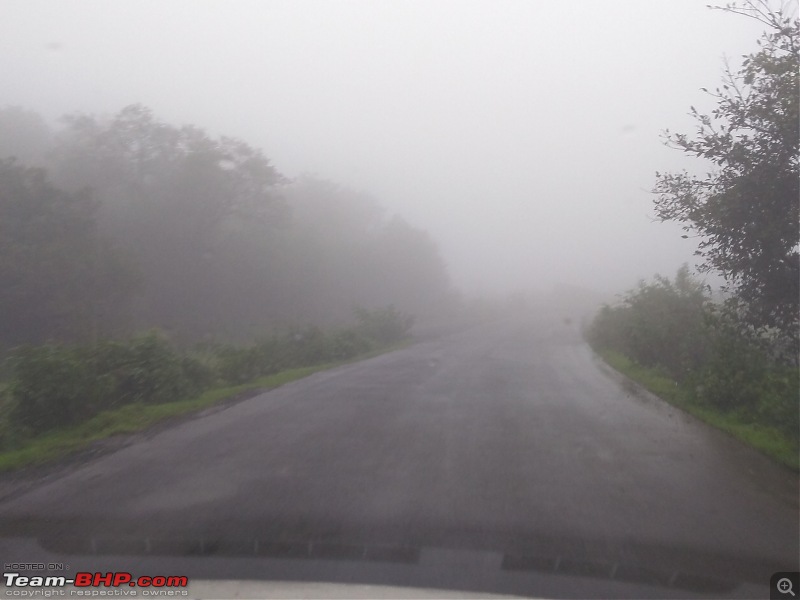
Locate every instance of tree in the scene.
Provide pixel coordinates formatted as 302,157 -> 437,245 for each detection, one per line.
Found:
0,160 -> 137,346
366,215 -> 454,317
653,1 -> 799,352
53,105 -> 286,238
46,106 -> 453,339
51,105 -> 286,336
268,177 -> 454,326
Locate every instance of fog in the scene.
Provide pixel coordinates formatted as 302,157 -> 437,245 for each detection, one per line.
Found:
1,0 -> 767,299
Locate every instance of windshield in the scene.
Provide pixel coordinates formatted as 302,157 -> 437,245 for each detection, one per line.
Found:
0,1 -> 797,599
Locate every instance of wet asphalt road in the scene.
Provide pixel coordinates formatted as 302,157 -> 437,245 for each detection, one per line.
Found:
0,314 -> 797,597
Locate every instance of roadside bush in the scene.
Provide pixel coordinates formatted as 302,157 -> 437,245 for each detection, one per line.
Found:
8,344 -> 100,432
588,266 -> 708,382
755,367 -> 800,435
214,328 -> 332,385
3,307 -> 415,437
215,344 -> 264,385
688,308 -> 767,411
354,305 -> 414,345
7,331 -> 209,434
180,353 -> 218,391
90,332 -> 198,406
282,326 -> 330,367
690,307 -> 799,435
588,304 -> 632,359
326,328 -> 374,361
212,309 -> 409,385
253,336 -> 291,375
589,268 -> 799,441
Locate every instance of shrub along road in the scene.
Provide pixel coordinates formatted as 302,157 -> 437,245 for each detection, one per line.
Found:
0,314 -> 796,598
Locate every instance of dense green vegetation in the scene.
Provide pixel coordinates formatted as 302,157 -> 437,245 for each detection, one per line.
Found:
0,306 -> 413,470
0,367 -> 320,472
589,269 -> 798,470
590,3 -> 798,470
596,348 -> 798,471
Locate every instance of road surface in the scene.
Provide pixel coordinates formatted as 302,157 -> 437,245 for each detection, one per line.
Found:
0,314 -> 797,598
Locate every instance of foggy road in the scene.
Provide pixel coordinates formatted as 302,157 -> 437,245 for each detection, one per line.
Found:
0,315 -> 797,596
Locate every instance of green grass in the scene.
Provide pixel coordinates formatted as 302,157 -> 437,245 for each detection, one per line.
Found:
0,340 -> 411,473
595,348 -> 799,471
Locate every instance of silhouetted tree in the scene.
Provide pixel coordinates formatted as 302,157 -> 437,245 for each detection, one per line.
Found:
51,105 -> 286,336
0,160 -> 137,345
42,106 -> 453,340
653,1 -> 799,351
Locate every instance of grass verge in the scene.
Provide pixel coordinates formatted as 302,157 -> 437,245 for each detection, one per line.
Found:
595,347 -> 799,472
0,340 -> 411,473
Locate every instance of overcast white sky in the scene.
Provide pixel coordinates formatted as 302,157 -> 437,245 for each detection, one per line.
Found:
0,0 -> 770,296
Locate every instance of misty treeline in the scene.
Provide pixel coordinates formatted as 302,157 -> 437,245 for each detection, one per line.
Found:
0,103 -> 456,348
590,2 -> 798,447
0,104 -> 444,443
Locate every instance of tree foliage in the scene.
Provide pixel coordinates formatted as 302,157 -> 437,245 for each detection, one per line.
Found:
589,265 -> 709,382
254,176 -> 454,329
0,160 -> 137,346
50,105 -> 290,335
653,1 -> 799,350
0,104 -> 454,344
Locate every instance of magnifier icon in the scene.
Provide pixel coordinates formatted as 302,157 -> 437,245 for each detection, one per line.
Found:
778,578 -> 796,596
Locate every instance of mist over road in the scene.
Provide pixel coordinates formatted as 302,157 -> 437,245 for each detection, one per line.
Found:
0,314 -> 796,596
